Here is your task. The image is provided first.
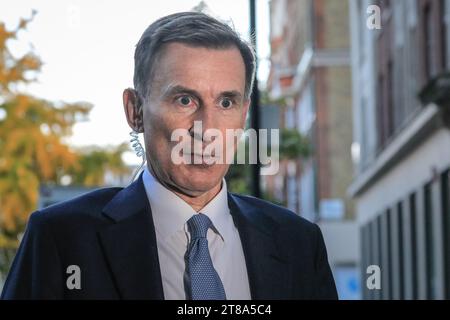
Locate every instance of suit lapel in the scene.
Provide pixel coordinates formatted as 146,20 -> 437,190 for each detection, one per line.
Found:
98,176 -> 164,299
228,194 -> 293,300
97,177 -> 292,300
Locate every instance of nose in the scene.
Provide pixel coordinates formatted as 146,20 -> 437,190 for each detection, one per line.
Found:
189,104 -> 219,142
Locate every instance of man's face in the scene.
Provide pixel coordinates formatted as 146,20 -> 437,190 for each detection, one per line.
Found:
142,43 -> 250,197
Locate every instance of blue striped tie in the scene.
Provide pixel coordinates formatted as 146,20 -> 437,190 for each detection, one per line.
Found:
185,214 -> 226,300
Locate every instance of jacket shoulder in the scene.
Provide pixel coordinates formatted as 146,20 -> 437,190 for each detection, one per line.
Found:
33,186 -> 124,223
230,193 -> 319,233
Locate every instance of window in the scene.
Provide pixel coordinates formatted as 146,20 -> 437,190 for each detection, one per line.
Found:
371,218 -> 381,300
377,215 -> 383,300
376,73 -> 386,149
387,60 -> 394,137
361,225 -> 369,299
419,0 -> 447,85
385,209 -> 393,299
404,26 -> 420,117
423,3 -> 433,79
397,202 -> 404,300
360,97 -> 369,165
410,192 -> 418,300
407,3 -> 420,117
442,170 -> 450,299
440,0 -> 447,69
367,222 -> 374,300
362,221 -> 378,300
424,182 -> 435,299
379,209 -> 391,299
376,7 -> 395,150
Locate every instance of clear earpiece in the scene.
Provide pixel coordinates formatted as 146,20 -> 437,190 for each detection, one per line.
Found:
129,130 -> 146,183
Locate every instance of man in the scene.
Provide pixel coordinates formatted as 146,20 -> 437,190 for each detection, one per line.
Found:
1,12 -> 337,300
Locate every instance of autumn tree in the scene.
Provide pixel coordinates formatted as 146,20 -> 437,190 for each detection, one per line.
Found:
69,143 -> 131,187
0,13 -> 93,245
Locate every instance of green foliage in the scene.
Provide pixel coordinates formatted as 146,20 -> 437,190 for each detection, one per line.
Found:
69,144 -> 130,187
0,15 -> 129,253
0,14 -> 92,235
279,128 -> 310,160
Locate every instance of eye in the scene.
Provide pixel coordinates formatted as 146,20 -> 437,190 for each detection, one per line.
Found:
176,95 -> 193,107
220,98 -> 233,109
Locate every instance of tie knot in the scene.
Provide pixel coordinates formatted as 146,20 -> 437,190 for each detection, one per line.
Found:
187,214 -> 212,239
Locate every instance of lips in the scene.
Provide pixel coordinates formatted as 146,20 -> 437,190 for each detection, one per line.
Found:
191,153 -> 213,158
187,153 -> 217,166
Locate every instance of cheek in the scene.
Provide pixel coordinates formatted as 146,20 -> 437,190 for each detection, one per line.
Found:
144,107 -> 176,137
220,109 -> 247,127
144,110 -> 189,161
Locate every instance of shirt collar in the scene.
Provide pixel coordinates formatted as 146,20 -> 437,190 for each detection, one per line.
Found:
142,168 -> 229,242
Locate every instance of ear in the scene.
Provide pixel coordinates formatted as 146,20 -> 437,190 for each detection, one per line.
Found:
123,88 -> 144,133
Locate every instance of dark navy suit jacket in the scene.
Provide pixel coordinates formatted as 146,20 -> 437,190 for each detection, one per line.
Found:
1,175 -> 337,300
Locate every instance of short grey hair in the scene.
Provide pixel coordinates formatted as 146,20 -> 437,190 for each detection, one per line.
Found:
133,12 -> 256,101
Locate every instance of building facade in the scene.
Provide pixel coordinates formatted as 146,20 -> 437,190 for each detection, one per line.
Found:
268,0 -> 355,222
350,0 -> 450,299
267,0 -> 360,299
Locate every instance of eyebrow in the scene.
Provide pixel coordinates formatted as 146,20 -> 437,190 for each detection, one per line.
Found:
161,84 -> 243,101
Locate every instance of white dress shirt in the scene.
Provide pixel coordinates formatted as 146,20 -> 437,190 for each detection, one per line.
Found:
142,168 -> 251,300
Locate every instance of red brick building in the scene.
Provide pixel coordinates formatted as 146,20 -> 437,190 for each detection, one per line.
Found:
267,0 -> 354,222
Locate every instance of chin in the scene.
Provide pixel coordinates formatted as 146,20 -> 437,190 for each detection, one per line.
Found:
174,164 -> 226,194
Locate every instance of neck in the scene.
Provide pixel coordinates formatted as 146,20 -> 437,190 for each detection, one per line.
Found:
147,165 -> 223,212
173,183 -> 222,212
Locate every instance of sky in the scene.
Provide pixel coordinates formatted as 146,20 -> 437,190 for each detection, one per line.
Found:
0,0 -> 271,164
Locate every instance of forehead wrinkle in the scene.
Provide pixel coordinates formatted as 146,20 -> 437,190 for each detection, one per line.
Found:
151,45 -> 246,100
150,43 -> 246,87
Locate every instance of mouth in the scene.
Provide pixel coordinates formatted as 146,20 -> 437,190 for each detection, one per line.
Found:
191,153 -> 213,158
186,153 -> 216,166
